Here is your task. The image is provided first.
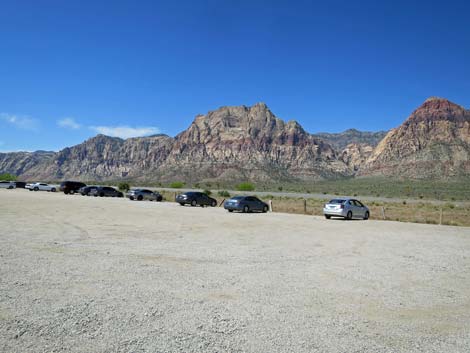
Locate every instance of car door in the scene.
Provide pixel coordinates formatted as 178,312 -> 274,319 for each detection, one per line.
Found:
353,200 -> 366,217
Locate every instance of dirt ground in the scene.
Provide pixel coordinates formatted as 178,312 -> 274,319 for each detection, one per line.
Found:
1,189 -> 470,353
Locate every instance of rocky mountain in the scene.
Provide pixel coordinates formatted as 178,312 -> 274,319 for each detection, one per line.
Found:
360,97 -> 470,178
0,151 -> 55,178
1,98 -> 469,182
0,103 -> 351,182
313,129 -> 388,151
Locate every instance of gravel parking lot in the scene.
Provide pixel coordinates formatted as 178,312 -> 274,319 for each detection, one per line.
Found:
1,189 -> 470,353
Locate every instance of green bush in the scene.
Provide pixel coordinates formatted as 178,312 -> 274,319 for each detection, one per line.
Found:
236,182 -> 255,191
118,182 -> 130,192
170,181 -> 185,189
202,189 -> 212,196
0,173 -> 17,181
218,190 -> 230,198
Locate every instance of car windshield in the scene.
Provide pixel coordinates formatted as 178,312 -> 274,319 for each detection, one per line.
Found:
328,199 -> 346,204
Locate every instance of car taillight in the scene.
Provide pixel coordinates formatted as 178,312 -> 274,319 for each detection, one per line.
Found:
340,204 -> 344,209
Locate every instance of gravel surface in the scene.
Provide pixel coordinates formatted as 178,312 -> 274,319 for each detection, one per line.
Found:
1,189 -> 470,352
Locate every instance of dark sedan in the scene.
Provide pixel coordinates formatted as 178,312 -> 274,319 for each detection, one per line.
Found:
89,186 -> 123,198
224,196 -> 269,213
176,192 -> 217,207
79,185 -> 98,196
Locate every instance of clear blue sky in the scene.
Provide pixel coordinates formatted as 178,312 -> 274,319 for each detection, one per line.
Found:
1,0 -> 469,152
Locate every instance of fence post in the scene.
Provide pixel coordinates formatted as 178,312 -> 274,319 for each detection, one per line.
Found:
219,198 -> 225,207
439,207 -> 443,225
381,206 -> 386,220
269,200 -> 273,212
303,199 -> 307,214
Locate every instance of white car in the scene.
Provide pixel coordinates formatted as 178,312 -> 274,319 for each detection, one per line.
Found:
28,182 -> 57,192
0,181 -> 16,189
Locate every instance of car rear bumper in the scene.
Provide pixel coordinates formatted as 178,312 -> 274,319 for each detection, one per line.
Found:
323,208 -> 347,217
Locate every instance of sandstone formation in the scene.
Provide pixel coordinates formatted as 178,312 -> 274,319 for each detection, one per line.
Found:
360,97 -> 470,178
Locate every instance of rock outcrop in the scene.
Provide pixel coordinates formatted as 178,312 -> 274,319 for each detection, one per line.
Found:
360,97 -> 470,178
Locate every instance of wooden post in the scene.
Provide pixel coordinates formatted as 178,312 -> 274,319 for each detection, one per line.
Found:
269,200 -> 273,212
219,198 -> 225,207
439,207 -> 443,225
303,199 -> 307,214
381,207 -> 386,220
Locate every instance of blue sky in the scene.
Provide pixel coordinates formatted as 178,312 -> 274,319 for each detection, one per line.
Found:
1,0 -> 469,152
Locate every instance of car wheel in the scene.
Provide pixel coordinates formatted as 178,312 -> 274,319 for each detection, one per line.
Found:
129,196 -> 134,200
64,190 -> 69,195
191,200 -> 197,207
51,188 -> 56,192
211,200 -> 217,207
346,211 -> 352,220
157,196 -> 163,202
363,211 -> 370,220
228,210 -> 233,213
262,205 -> 268,213
325,215 -> 331,219
100,192 -> 104,197
118,193 -> 123,198
29,189 -> 33,191
137,195 -> 143,201
34,187 -> 39,191
70,190 -> 75,195
243,205 -> 249,213
179,202 -> 184,206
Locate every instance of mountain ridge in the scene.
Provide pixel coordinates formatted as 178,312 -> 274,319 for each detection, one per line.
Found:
1,98 -> 469,182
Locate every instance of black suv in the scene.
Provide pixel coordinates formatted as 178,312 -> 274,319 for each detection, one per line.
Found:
89,186 -> 124,198
176,192 -> 217,207
60,181 -> 87,194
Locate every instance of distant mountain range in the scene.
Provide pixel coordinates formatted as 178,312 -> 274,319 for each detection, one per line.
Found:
1,97 -> 469,182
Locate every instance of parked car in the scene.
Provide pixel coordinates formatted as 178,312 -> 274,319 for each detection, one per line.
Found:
176,192 -> 217,207
60,181 -> 86,194
323,198 -> 370,220
0,181 -> 16,189
224,196 -> 269,213
14,181 -> 26,188
28,182 -> 57,192
78,185 -> 98,196
89,186 -> 123,198
127,189 -> 163,201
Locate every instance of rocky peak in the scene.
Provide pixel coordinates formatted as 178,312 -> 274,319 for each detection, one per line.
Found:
176,103 -> 308,146
406,97 -> 469,125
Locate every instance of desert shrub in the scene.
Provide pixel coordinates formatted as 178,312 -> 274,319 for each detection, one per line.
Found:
0,173 -> 17,181
170,181 -> 185,189
202,189 -> 212,196
236,182 -> 255,191
118,182 -> 130,192
402,200 -> 407,205
218,190 -> 230,198
278,186 -> 283,191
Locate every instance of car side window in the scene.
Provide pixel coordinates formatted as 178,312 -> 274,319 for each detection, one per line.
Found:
355,200 -> 364,207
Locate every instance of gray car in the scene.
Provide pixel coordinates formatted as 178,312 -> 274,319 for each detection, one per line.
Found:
224,196 -> 269,213
323,198 -> 370,220
89,186 -> 123,198
0,181 -> 16,189
127,189 -> 163,201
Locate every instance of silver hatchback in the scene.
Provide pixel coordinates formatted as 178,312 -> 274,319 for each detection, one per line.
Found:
127,189 -> 163,201
323,198 -> 370,220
